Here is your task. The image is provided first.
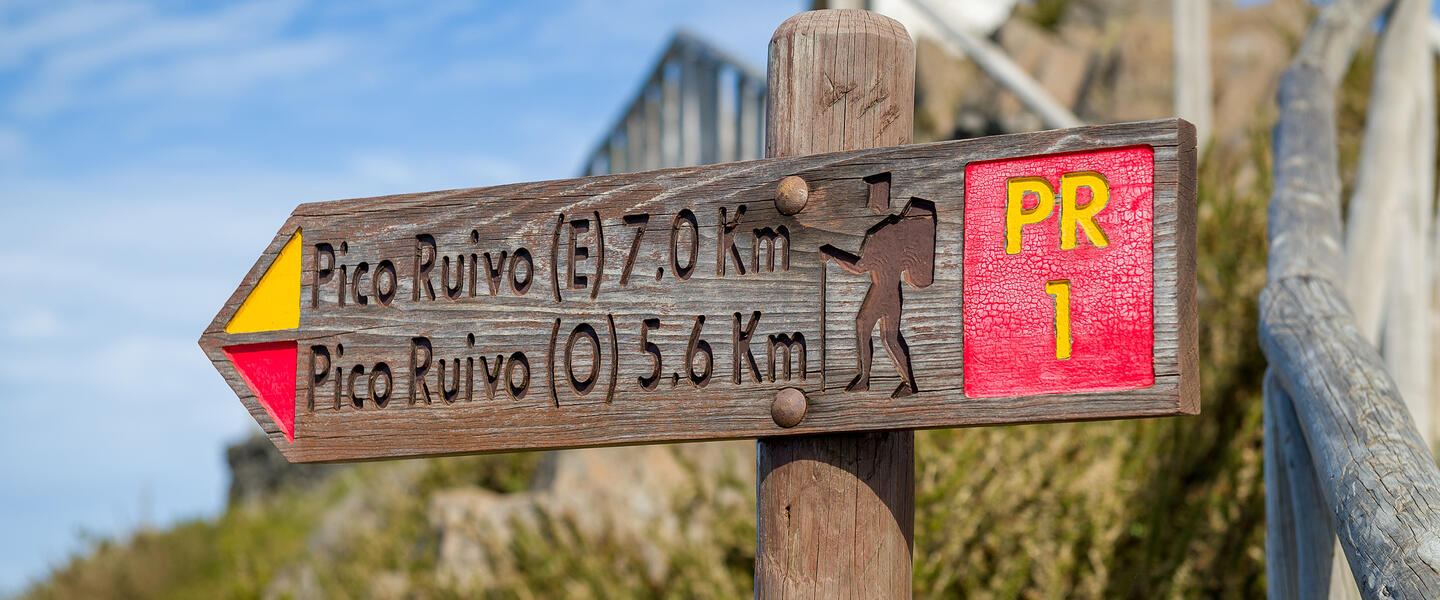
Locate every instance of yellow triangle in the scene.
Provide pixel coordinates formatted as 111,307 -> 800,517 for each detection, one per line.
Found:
226,230 -> 302,334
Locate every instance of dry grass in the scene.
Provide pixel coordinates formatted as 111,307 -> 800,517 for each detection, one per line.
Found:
18,119 -> 1280,600
26,18 -> 1392,600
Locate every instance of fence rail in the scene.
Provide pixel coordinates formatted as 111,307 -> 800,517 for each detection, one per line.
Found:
582,5 -> 1440,597
580,31 -> 766,176
1261,0 -> 1440,597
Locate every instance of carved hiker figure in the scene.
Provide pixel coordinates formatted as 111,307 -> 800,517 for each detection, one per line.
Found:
820,196 -> 936,398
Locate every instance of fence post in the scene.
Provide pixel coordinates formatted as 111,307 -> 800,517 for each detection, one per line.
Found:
1172,0 -> 1212,154
1264,369 -> 1358,599
755,10 -> 915,597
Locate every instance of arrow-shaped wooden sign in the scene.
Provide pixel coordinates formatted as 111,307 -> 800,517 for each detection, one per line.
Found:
200,118 -> 1197,463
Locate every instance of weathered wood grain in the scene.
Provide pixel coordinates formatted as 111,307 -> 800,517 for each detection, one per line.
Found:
755,10 -> 914,598
1295,0 -> 1395,89
1263,1 -> 1440,597
1266,0 -> 1391,287
757,430 -> 913,597
1265,369 -> 1356,599
200,118 -> 1196,464
1260,277 -> 1440,599
198,116 -> 1196,464
1263,369 -> 1305,600
1266,66 -> 1344,286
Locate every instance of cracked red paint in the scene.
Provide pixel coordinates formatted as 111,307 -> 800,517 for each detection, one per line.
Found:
962,147 -> 1156,398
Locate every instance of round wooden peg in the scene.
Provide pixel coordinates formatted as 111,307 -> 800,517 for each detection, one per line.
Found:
775,175 -> 809,215
771,387 -> 808,428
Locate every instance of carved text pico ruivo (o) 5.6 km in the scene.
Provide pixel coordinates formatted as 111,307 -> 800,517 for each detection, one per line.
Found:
199,119 -> 1197,463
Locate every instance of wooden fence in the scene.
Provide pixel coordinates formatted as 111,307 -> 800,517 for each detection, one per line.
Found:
1261,0 -> 1440,597
576,3 -> 1440,596
580,31 -> 766,176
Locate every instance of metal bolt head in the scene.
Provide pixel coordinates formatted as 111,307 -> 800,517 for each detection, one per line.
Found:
775,175 -> 809,215
771,387 -> 808,428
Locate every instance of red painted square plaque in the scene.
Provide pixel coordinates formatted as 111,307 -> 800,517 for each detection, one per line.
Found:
963,147 -> 1156,398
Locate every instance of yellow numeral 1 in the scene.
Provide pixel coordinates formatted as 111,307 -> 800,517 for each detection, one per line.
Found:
1046,280 -> 1072,360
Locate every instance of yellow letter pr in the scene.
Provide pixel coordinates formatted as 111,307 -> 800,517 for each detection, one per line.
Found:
1006,177 -> 1055,254
1060,171 -> 1110,250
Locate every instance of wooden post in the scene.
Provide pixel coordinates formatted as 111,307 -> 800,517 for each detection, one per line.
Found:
1343,0 -> 1424,344
756,10 -> 915,597
1263,0 -> 1440,595
1377,0 -> 1433,446
1264,369 -> 1357,599
1172,0 -> 1212,155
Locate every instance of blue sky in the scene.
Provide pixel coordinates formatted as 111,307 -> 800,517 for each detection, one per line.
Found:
0,0 -> 802,592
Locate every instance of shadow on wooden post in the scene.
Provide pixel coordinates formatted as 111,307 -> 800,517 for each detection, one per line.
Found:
755,9 -> 916,598
757,431 -> 914,595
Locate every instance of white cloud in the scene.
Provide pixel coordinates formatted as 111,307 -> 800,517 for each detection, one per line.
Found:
105,37 -> 348,101
40,0 -> 301,79
3,307 -> 63,340
349,153 -> 416,188
0,128 -> 24,159
431,56 -> 538,89
0,2 -> 150,70
347,152 -> 528,191
7,0 -> 330,116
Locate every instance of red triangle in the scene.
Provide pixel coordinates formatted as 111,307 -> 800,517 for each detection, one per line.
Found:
223,341 -> 298,441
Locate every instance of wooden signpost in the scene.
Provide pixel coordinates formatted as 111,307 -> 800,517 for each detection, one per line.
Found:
200,9 -> 1196,596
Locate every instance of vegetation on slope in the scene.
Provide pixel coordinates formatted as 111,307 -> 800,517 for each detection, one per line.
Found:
19,113 -> 1283,600
24,5 -> 1405,600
